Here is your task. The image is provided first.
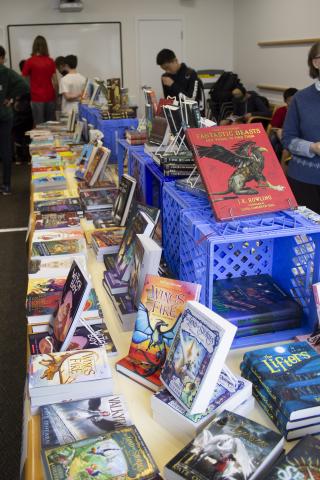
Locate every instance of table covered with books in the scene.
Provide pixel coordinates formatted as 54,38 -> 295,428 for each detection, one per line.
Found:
21,115 -> 320,480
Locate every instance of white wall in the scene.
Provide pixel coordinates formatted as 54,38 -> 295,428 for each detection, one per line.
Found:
234,0 -> 320,104
0,0 -> 234,106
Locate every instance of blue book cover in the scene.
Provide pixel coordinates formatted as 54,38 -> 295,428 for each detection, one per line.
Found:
211,274 -> 303,327
265,435 -> 320,479
241,342 -> 320,421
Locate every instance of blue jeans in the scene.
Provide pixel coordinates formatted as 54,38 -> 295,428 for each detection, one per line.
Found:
0,116 -> 13,187
31,101 -> 56,126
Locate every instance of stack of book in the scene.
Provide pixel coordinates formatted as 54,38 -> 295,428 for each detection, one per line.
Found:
241,341 -> 320,440
125,129 -> 147,145
210,274 -> 303,338
157,150 -> 195,177
79,188 -> 118,212
91,227 -> 126,260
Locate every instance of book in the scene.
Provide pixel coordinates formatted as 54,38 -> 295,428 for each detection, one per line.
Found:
80,188 -> 118,211
241,341 -> 320,421
26,290 -> 62,325
34,197 -> 83,215
185,124 -> 298,220
105,286 -> 138,331
49,260 -> 91,351
31,239 -> 86,259
40,395 -> 132,448
28,347 -> 113,414
75,143 -> 95,180
152,368 -> 252,442
42,425 -> 158,480
32,174 -> 67,192
29,323 -> 117,357
32,228 -> 84,244
116,275 -> 201,391
128,234 -> 162,308
264,435 -> 320,479
91,227 -> 126,260
84,146 -> 111,187
34,212 -> 80,230
148,115 -> 170,146
164,410 -> 284,480
210,274 -> 303,328
28,256 -> 87,279
111,174 -> 137,226
243,365 -> 320,440
161,300 -> 237,414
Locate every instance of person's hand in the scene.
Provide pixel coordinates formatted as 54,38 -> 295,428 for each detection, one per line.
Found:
162,76 -> 174,87
3,98 -> 13,107
310,142 -> 320,155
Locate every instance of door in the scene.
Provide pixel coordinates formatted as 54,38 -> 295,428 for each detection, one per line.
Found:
137,18 -> 183,114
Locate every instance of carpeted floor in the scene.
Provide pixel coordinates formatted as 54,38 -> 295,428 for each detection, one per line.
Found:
0,162 -> 30,478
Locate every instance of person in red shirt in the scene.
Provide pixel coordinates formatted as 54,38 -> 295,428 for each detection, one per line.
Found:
22,35 -> 57,125
269,87 -> 298,159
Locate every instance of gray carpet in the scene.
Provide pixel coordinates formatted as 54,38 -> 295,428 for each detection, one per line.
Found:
0,162 -> 30,478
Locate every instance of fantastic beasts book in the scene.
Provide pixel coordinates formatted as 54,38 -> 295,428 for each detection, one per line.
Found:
164,410 -> 284,480
116,275 -> 201,391
42,425 -> 158,480
186,124 -> 297,220
241,341 -> 320,421
161,300 -> 237,414
40,394 -> 132,448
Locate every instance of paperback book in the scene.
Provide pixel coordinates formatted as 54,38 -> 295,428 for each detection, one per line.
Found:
34,212 -> 80,230
28,256 -> 87,279
161,300 -> 237,414
40,394 -> 132,448
164,410 -> 284,480
42,425 -> 158,480
31,239 -> 86,259
91,227 -> 126,260
111,174 -> 137,226
34,198 -> 83,215
185,124 -> 297,220
80,188 -> 118,211
116,275 -> 201,391
241,341 -> 320,421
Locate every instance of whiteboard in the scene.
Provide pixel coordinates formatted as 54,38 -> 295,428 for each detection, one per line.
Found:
7,23 -> 123,82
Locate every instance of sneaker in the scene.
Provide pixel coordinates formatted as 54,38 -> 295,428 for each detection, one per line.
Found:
0,185 -> 11,195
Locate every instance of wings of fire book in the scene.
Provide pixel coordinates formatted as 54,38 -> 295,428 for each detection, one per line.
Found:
241,341 -> 320,421
161,300 -> 237,414
185,123 -> 297,220
40,394 -> 132,448
116,274 -> 201,391
42,425 -> 158,480
164,410 -> 284,480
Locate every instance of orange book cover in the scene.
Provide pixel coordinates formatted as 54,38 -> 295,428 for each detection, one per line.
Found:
116,274 -> 201,391
186,123 -> 298,221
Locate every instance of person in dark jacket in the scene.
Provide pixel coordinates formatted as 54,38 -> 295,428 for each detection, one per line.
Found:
0,46 -> 29,194
220,86 -> 270,124
156,49 -> 202,103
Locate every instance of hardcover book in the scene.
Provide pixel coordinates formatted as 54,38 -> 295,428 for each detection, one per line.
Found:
164,410 -> 284,480
210,274 -> 303,328
42,425 -> 158,480
161,300 -> 237,414
185,124 -> 297,220
40,394 -> 132,448
84,146 -> 111,187
264,435 -> 320,479
116,275 -> 201,391
241,341 -> 320,421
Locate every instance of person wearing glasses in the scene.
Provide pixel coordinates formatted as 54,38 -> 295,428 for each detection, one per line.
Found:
282,41 -> 320,213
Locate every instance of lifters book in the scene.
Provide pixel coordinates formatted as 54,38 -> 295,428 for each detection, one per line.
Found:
186,123 -> 297,220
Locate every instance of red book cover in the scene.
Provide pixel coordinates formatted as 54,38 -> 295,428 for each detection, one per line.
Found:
186,123 -> 297,221
116,274 -> 201,391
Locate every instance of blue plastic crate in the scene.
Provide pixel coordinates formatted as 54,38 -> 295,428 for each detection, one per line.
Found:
145,161 -> 177,208
96,118 -> 138,163
180,208 -> 320,348
162,182 -> 210,277
128,151 -> 153,204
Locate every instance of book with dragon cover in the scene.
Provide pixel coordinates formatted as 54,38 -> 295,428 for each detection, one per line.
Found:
116,275 -> 201,391
42,425 -> 158,480
241,341 -> 320,421
185,124 -> 297,220
40,394 -> 132,448
161,300 -> 237,414
164,410 -> 284,480
263,435 -> 320,479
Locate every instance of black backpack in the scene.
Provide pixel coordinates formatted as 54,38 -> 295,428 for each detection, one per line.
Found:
209,71 -> 244,104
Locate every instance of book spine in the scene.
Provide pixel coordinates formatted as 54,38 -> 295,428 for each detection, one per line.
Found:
163,169 -> 193,177
241,365 -> 288,437
161,157 -> 194,165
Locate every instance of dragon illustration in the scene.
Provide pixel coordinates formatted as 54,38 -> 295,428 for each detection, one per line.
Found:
197,140 -> 285,199
131,303 -> 178,377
